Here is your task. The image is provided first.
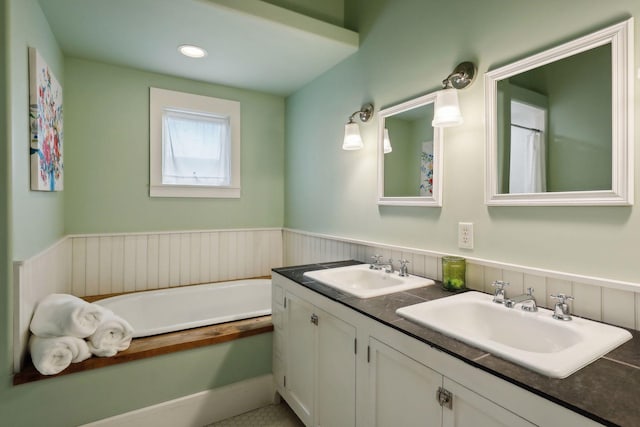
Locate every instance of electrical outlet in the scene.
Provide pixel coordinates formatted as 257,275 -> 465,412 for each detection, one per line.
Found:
458,222 -> 474,249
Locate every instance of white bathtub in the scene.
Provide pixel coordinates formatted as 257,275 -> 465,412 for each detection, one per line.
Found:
95,279 -> 272,338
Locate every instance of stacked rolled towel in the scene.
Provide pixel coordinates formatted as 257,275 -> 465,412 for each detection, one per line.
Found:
29,335 -> 91,375
29,293 -> 134,375
30,293 -> 107,338
87,311 -> 134,357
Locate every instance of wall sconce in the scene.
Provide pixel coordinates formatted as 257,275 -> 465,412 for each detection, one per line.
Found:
383,128 -> 392,153
342,103 -> 374,150
432,61 -> 476,127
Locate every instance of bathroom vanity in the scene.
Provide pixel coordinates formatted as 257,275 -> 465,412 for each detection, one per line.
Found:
273,261 -> 640,427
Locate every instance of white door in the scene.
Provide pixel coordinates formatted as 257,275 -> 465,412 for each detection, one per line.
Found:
442,378 -> 535,427
285,293 -> 316,426
315,308 -> 357,427
368,338 -> 443,427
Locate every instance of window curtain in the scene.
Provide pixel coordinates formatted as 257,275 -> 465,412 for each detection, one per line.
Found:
162,110 -> 231,186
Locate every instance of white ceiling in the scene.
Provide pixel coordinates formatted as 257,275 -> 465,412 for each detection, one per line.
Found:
38,0 -> 359,96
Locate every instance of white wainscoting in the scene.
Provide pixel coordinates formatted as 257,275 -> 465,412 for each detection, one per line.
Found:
69,228 -> 283,297
13,237 -> 72,372
15,226 -> 640,374
283,228 -> 640,331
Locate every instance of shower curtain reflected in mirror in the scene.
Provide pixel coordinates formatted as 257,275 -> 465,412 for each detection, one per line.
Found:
509,126 -> 546,193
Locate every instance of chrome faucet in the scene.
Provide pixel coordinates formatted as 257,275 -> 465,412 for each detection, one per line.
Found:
491,280 -> 509,304
551,294 -> 574,321
505,287 -> 538,312
382,258 -> 394,274
370,255 -> 394,273
369,255 -> 384,270
398,259 -> 410,277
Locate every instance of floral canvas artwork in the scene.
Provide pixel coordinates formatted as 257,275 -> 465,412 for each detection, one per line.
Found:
419,141 -> 433,196
29,47 -> 63,191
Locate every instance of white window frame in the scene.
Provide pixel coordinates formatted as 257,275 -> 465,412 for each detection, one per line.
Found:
149,87 -> 241,198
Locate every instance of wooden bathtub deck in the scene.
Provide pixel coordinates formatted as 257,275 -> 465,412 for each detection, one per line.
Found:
14,315 -> 273,385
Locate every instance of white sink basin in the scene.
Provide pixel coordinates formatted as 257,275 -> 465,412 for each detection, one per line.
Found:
303,264 -> 435,298
396,291 -> 632,378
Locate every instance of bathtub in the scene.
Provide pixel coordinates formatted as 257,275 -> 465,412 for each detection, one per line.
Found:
95,279 -> 272,338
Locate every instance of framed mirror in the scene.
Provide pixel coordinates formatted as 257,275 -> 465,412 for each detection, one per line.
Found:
377,92 -> 443,206
485,19 -> 633,206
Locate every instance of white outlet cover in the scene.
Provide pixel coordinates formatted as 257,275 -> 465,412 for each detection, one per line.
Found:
458,222 -> 474,249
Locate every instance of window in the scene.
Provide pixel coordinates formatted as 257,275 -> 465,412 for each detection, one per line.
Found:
150,88 -> 240,198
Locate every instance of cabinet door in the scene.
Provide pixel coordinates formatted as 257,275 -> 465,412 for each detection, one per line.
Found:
285,293 -> 316,426
316,309 -> 356,427
442,378 -> 535,427
368,338 -> 442,427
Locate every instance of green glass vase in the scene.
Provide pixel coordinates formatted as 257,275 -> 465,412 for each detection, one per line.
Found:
442,256 -> 466,291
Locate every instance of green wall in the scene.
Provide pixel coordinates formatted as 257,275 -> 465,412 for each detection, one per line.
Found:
1,334 -> 272,427
9,0 -> 65,261
285,0 -> 640,283
0,0 -> 11,409
63,57 -> 285,234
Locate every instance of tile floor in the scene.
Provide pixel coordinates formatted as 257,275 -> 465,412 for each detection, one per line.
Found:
206,402 -> 304,427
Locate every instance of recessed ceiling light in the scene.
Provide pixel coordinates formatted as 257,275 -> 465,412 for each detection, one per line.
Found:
178,44 -> 207,58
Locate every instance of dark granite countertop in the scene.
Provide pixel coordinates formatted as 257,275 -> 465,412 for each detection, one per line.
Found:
273,261 -> 640,427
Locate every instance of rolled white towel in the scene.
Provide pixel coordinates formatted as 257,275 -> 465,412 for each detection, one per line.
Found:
30,294 -> 107,338
87,312 -> 134,357
29,335 -> 91,375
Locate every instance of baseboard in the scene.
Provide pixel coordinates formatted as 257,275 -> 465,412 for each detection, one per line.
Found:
81,374 -> 275,427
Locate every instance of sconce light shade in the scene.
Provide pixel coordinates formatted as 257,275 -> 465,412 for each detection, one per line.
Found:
383,128 -> 392,153
431,61 -> 475,128
432,88 -> 463,127
343,122 -> 364,150
342,103 -> 374,151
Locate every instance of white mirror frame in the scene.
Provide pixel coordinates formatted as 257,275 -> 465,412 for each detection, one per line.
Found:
485,18 -> 634,206
377,92 -> 443,207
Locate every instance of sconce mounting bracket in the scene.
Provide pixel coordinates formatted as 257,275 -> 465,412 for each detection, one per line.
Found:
349,103 -> 374,123
446,62 -> 476,90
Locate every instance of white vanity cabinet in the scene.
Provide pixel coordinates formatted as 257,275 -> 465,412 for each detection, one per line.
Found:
440,377 -> 534,427
368,337 -> 442,426
368,337 -> 534,427
273,283 -> 356,427
273,272 -> 604,427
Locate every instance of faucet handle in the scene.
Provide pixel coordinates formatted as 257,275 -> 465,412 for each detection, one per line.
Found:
491,281 -> 508,304
550,293 -> 574,304
491,280 -> 509,290
398,259 -> 410,277
370,255 -> 383,269
385,259 -> 395,274
551,294 -> 574,321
